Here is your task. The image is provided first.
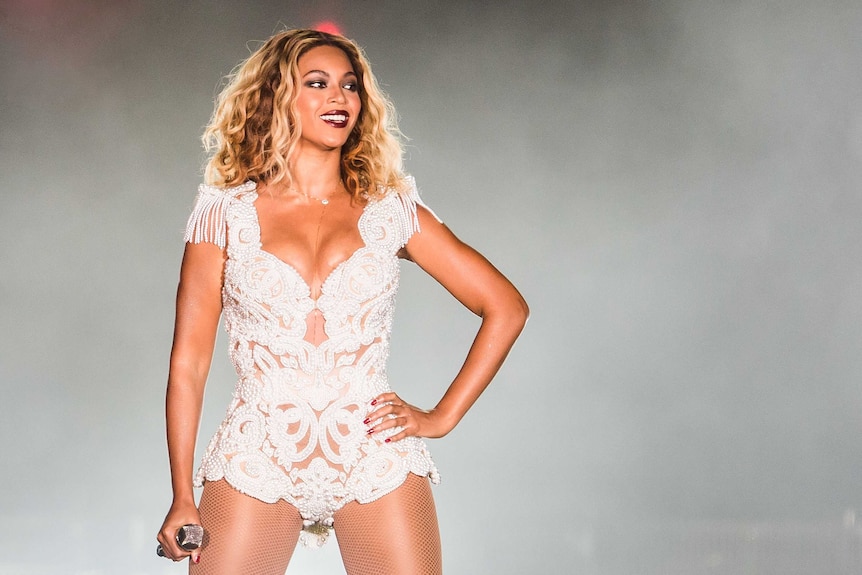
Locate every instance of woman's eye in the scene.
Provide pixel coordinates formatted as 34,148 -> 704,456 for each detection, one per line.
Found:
306,80 -> 326,89
343,82 -> 358,92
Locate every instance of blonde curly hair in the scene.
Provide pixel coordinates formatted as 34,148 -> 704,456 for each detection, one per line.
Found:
203,28 -> 405,198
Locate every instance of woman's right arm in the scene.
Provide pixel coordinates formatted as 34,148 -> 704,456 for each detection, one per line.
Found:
157,241 -> 225,562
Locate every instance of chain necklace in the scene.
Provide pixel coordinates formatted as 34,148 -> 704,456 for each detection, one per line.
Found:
304,194 -> 330,205
291,180 -> 342,205
301,180 -> 343,313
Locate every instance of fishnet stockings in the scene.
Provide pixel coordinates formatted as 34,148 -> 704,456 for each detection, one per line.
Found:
334,474 -> 442,575
188,474 -> 440,574
189,480 -> 303,575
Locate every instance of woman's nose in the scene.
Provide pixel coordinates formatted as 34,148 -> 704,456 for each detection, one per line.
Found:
328,85 -> 347,103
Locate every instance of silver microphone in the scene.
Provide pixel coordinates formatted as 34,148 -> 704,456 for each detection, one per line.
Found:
157,524 -> 205,558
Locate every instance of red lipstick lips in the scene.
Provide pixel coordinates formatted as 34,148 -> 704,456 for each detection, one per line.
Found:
320,110 -> 349,128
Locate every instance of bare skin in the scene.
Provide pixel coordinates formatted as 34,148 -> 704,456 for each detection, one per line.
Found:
157,44 -> 528,566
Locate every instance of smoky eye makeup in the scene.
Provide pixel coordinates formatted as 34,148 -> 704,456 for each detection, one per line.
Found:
301,71 -> 358,91
339,71 -> 359,90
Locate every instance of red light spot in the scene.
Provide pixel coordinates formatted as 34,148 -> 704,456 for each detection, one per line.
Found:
313,20 -> 343,35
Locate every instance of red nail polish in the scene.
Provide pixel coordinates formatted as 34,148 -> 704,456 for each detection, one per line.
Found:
385,438 -> 391,443
371,399 -> 377,406
194,555 -> 201,564
367,428 -> 374,434
363,418 -> 370,425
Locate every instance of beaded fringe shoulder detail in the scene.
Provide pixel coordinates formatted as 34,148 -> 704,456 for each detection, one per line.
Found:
389,175 -> 441,247
183,181 -> 257,248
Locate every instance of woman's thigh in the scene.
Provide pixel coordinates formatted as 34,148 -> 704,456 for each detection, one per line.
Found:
333,474 -> 442,575
190,479 -> 303,575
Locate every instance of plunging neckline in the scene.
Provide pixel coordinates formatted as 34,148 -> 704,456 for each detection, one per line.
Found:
249,190 -> 370,300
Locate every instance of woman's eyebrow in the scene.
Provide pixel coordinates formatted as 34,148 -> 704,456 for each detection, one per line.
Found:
302,69 -> 358,78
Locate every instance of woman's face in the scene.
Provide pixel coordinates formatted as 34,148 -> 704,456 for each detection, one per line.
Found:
294,45 -> 361,152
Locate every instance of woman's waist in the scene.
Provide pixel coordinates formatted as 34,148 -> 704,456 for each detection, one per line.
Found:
228,340 -> 389,372
230,368 -> 389,407
232,362 -> 389,383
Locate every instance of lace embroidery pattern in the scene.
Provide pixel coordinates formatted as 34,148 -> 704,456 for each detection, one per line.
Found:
184,178 -> 440,546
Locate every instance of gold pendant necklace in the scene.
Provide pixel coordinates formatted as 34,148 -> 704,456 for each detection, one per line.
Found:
292,180 -> 341,205
302,180 -> 342,304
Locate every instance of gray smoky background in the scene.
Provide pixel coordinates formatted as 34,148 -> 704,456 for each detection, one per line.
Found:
2,1 -> 861,574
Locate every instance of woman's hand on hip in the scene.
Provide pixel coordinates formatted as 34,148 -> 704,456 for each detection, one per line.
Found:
365,392 -> 454,441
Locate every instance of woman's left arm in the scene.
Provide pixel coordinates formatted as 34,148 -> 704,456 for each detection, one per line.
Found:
367,205 -> 529,440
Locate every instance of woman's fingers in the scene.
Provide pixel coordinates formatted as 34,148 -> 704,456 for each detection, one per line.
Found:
366,393 -> 431,439
157,513 -> 203,563
157,531 -> 202,563
366,392 -> 402,421
367,414 -> 409,432
157,529 -> 188,561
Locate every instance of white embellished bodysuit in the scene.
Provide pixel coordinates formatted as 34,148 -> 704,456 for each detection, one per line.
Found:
183,178 -> 440,544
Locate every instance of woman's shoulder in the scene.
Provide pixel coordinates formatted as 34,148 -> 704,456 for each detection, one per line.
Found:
367,175 -> 441,246
197,180 -> 258,201
368,175 -> 419,205
184,181 -> 257,247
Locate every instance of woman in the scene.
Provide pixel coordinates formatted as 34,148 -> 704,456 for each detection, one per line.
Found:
157,28 -> 528,574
